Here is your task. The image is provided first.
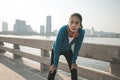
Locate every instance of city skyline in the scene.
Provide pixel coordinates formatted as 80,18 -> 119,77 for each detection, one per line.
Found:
0,0 -> 120,33
1,19 -> 120,38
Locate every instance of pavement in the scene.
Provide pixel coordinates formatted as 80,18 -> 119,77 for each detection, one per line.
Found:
0,53 -> 47,80
0,53 -> 71,80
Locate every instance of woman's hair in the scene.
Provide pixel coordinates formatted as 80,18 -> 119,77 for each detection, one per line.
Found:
70,13 -> 83,28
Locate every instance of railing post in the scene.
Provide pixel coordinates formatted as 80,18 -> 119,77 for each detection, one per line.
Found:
0,42 -> 6,53
109,62 -> 120,77
13,44 -> 23,62
40,49 -> 49,71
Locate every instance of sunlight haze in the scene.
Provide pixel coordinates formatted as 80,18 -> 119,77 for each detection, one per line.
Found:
0,0 -> 120,33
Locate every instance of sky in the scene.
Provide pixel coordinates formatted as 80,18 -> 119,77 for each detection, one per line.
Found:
0,0 -> 120,33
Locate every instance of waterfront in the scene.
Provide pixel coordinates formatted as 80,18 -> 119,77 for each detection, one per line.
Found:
1,35 -> 120,46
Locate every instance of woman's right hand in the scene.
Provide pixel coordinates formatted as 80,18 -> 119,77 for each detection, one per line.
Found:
49,65 -> 57,73
71,63 -> 77,70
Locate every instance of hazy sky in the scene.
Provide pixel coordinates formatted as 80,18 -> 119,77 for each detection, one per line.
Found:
0,0 -> 120,33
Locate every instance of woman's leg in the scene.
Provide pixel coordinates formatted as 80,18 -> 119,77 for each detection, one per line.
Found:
71,68 -> 78,80
63,51 -> 78,80
47,49 -> 56,80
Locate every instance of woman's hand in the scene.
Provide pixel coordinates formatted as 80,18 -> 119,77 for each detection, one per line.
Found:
71,64 -> 77,70
49,65 -> 57,73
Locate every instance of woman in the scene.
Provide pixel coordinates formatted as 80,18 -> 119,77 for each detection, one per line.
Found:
48,13 -> 85,80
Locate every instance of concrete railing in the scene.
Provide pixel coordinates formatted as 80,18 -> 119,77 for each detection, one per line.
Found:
0,36 -> 120,80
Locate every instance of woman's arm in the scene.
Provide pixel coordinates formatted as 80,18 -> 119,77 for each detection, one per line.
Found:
53,26 -> 66,67
72,29 -> 85,64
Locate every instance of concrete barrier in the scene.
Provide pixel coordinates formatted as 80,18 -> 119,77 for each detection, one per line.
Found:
0,36 -> 120,80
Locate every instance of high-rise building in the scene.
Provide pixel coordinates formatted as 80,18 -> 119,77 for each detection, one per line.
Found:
46,16 -> 52,35
14,19 -> 26,33
2,21 -> 8,32
91,27 -> 95,35
13,19 -> 33,34
40,25 -> 45,34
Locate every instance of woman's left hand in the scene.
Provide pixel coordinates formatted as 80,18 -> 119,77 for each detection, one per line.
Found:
49,65 -> 57,73
71,64 -> 77,70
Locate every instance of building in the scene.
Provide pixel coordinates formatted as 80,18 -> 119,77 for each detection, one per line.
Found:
40,25 -> 45,34
14,19 -> 26,33
26,25 -> 33,32
2,21 -> 8,32
13,19 -> 33,34
85,29 -> 91,36
91,27 -> 95,35
46,15 -> 52,35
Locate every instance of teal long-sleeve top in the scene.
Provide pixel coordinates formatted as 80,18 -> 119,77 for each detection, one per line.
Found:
53,25 -> 85,67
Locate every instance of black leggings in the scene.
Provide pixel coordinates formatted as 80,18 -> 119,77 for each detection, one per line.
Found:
47,49 -> 78,80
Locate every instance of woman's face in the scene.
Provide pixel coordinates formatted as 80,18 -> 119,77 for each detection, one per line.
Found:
68,16 -> 81,32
